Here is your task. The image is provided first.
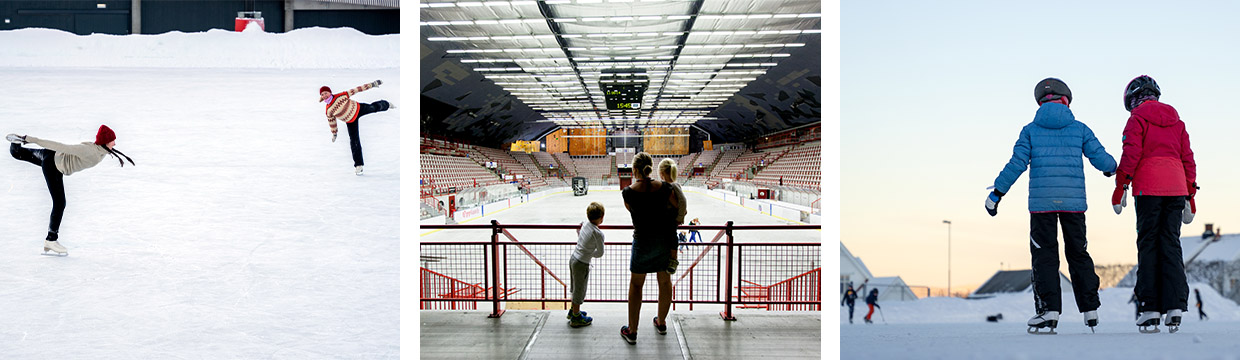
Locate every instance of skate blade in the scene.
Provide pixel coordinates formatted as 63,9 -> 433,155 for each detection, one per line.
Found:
1138,327 -> 1161,334
41,251 -> 68,257
1168,326 -> 1179,334
1027,327 -> 1057,335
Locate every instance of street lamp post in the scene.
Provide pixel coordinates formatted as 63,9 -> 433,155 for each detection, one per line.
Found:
942,220 -> 952,297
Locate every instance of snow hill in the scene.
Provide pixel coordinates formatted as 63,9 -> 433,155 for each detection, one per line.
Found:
0,28 -> 398,358
0,27 -> 398,69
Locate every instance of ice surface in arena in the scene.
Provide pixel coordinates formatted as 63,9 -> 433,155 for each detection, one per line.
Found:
0,28 -> 398,358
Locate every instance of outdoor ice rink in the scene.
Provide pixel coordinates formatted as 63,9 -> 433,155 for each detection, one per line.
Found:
0,29 -> 398,358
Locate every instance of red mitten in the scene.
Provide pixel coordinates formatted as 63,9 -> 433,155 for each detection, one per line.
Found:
1184,181 -> 1199,224
1112,185 -> 1128,215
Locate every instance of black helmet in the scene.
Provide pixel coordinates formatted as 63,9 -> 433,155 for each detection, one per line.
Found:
1034,77 -> 1072,105
1124,75 -> 1161,111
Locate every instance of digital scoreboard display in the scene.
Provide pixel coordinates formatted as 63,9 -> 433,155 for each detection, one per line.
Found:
600,69 -> 649,111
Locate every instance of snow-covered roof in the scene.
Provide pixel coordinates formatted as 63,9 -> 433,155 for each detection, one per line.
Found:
840,242 -> 873,286
1184,233 -> 1240,264
969,270 -> 1071,299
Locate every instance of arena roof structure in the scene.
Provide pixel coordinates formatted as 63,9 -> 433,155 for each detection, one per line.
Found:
420,0 -> 821,145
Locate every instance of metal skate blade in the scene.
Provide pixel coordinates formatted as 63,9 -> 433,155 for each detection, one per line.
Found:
1027,327 -> 1057,335
1168,326 -> 1179,334
41,252 -> 68,257
1138,326 -> 1161,334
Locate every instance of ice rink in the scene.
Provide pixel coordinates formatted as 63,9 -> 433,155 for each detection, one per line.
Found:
0,29 -> 398,358
420,187 -> 821,244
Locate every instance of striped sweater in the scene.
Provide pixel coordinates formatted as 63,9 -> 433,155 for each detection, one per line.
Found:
325,81 -> 379,135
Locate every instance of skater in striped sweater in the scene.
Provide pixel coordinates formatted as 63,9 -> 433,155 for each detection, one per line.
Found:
320,80 -> 391,175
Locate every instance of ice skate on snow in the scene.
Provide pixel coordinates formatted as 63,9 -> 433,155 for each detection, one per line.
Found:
1027,311 -> 1059,335
1137,311 -> 1161,334
1164,309 -> 1182,333
1084,310 -> 1098,333
6,133 -> 27,144
355,166 -> 363,176
42,240 -> 68,256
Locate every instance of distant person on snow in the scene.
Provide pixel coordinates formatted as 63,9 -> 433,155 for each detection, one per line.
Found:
864,288 -> 880,324
1112,75 -> 1197,334
1195,288 -> 1208,320
320,80 -> 391,176
841,284 -> 859,324
986,78 -> 1116,334
8,125 -> 134,256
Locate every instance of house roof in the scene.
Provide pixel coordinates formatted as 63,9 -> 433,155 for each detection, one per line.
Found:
971,269 -> 1071,297
1184,233 -> 1240,264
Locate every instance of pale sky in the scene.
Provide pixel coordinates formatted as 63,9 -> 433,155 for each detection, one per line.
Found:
842,0 -> 1240,294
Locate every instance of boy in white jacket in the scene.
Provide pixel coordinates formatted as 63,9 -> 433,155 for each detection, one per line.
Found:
568,202 -> 605,327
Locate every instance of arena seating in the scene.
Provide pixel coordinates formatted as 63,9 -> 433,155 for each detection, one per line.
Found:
751,141 -> 821,189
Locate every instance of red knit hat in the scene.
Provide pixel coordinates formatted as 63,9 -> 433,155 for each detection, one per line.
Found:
95,124 -> 116,145
320,86 -> 332,94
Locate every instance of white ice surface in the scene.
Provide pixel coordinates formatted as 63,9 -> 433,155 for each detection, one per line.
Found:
840,285 -> 1240,359
0,36 -> 398,357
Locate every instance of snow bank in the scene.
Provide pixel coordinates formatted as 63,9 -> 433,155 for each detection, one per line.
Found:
841,284 -> 1240,324
0,27 -> 397,69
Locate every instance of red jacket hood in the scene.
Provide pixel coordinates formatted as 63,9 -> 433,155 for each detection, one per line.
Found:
1131,100 -> 1181,128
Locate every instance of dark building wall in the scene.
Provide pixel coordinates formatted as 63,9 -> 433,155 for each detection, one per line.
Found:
0,1 -> 131,35
140,0 -> 283,34
293,10 -> 397,35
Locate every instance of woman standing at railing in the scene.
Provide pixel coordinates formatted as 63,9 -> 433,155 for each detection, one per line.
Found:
619,152 -> 680,345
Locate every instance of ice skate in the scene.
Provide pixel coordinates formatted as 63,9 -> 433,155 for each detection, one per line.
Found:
1084,310 -> 1098,333
1137,311 -> 1161,334
6,133 -> 27,144
1164,309 -> 1182,333
42,240 -> 68,256
1027,311 -> 1059,335
355,166 -> 363,176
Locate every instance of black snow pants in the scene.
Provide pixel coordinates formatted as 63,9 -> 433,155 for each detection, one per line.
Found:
1134,196 -> 1189,313
1029,212 -> 1100,314
10,143 -> 66,240
345,100 -> 392,167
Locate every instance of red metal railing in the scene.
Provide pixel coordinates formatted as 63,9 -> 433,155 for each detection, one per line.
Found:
420,221 -> 821,321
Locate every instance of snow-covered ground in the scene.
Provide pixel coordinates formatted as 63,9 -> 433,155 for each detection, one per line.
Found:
841,285 -> 1240,359
0,29 -> 398,358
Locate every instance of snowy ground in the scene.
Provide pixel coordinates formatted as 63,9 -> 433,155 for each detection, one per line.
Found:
840,285 -> 1240,359
0,29 -> 397,358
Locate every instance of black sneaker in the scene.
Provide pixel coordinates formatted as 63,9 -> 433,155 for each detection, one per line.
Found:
620,326 -> 637,345
653,317 -> 668,335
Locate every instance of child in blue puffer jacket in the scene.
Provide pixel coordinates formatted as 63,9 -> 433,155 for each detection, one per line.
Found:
985,78 -> 1116,334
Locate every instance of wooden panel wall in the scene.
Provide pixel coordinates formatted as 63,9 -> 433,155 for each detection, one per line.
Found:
545,128 -> 569,153
569,128 -> 606,156
644,127 -> 688,155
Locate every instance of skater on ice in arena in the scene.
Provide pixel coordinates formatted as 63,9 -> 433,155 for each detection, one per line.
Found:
863,288 -> 880,324
568,202 -> 606,328
985,77 -> 1116,334
659,158 -> 688,274
841,283 -> 859,324
619,152 -> 680,345
319,80 -> 391,175
8,125 -> 134,256
1111,75 -> 1197,334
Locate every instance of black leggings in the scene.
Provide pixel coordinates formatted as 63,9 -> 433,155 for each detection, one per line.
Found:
345,100 -> 391,167
10,143 -> 66,239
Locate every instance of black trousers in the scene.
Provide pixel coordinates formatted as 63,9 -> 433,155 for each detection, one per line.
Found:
1029,212 -> 1100,313
10,143 -> 66,239
1134,196 -> 1189,313
345,100 -> 391,167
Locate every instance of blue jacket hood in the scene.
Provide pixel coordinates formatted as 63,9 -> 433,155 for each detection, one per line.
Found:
1033,102 -> 1074,129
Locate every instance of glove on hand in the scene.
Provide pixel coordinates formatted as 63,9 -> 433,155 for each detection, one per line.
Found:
332,133 -> 337,143
1113,172 -> 1132,215
1184,182 -> 1199,224
985,189 -> 1003,217
373,79 -> 382,87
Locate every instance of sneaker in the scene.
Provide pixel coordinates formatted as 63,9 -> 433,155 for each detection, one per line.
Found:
355,166 -> 364,176
653,317 -> 668,335
43,240 -> 67,255
667,258 -> 679,274
569,312 -> 593,328
620,326 -> 637,345
566,310 -> 588,320
6,134 -> 27,144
